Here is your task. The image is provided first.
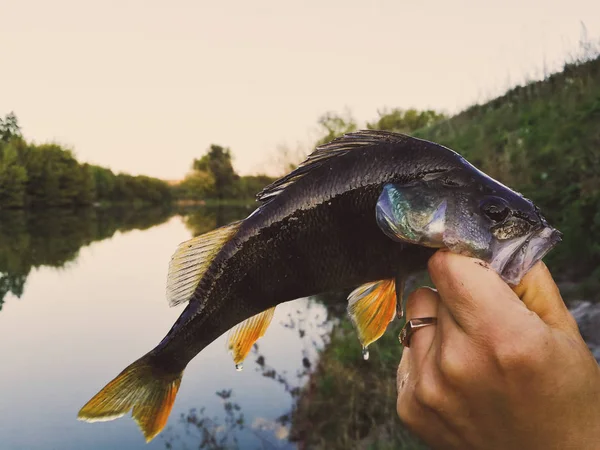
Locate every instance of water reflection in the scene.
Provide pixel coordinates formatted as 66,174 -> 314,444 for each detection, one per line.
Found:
0,206 -> 174,310
0,205 -> 339,449
0,204 -> 255,311
161,296 -> 338,450
182,204 -> 253,236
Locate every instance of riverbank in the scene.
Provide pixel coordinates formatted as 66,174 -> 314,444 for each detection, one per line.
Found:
290,316 -> 427,450
291,293 -> 600,450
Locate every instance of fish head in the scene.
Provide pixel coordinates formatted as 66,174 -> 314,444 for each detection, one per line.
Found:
376,167 -> 561,285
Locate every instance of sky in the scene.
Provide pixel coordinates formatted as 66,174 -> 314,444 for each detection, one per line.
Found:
1,0 -> 599,180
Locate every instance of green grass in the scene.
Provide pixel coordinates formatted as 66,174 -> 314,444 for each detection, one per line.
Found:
415,56 -> 600,289
291,55 -> 600,449
291,317 -> 428,450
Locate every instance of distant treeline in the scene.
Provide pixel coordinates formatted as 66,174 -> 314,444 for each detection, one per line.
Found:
0,113 -> 274,209
172,144 -> 276,203
0,113 -> 172,209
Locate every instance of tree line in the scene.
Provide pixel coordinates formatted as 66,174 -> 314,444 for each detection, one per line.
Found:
0,107 -> 449,210
172,144 -> 276,203
0,113 -> 172,208
173,108 -> 447,203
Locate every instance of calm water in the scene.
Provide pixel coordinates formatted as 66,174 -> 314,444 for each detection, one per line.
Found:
0,207 -> 335,450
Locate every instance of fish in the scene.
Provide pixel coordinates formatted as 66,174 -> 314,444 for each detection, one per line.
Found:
78,130 -> 561,441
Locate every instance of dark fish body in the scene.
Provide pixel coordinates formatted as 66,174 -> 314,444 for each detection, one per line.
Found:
78,131 -> 559,441
153,132 -> 464,368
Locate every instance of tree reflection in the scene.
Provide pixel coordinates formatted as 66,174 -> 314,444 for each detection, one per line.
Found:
161,295 -> 341,450
183,204 -> 253,236
0,206 -> 175,309
163,390 -> 246,450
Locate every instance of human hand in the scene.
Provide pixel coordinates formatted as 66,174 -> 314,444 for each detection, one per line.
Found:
396,251 -> 600,450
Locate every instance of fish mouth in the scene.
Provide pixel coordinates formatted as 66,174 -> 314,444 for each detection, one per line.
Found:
491,227 -> 562,285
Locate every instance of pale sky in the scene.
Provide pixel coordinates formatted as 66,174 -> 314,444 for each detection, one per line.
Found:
2,0 -> 599,179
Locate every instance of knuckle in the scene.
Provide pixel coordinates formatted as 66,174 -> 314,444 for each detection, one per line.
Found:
397,399 -> 423,434
438,344 -> 467,383
493,328 -> 550,372
404,290 -> 421,314
405,287 -> 435,312
427,251 -> 450,278
396,395 -> 415,427
414,377 -> 443,410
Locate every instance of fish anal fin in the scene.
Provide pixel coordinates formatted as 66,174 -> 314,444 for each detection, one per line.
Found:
227,307 -> 276,365
167,221 -> 242,307
347,279 -> 397,348
78,355 -> 183,442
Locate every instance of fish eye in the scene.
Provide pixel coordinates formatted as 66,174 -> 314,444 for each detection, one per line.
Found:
481,197 -> 510,223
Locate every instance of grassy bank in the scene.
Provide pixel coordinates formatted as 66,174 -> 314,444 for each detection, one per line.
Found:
415,55 -> 600,293
292,55 -> 600,449
291,316 -> 426,450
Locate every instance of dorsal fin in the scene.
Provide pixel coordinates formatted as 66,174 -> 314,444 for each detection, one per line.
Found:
257,130 -> 410,202
166,221 -> 242,307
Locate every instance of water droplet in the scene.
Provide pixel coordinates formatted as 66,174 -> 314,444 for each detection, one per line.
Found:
362,346 -> 369,361
235,363 -> 243,372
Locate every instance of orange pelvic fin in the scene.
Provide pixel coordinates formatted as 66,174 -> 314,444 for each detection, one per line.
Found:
347,279 -> 397,348
227,307 -> 276,368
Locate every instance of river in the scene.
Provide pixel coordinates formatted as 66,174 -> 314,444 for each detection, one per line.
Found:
2,206 -> 597,450
0,206 -> 335,450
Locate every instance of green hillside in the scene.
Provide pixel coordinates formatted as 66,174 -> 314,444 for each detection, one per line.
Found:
415,56 -> 600,287
291,56 -> 600,449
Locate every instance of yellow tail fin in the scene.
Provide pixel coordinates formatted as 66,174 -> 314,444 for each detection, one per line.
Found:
78,356 -> 183,442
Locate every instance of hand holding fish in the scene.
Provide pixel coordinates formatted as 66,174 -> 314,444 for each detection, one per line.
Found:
396,251 -> 600,450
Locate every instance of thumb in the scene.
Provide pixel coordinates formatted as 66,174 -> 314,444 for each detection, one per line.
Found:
512,261 -> 578,333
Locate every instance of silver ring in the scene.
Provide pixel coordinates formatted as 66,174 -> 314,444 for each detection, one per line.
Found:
399,317 -> 438,347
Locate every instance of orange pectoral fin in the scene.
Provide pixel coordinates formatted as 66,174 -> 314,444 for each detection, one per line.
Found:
227,307 -> 276,369
347,279 -> 397,349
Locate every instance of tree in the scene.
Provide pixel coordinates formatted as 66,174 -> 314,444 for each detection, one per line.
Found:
90,165 -> 116,202
176,171 -> 215,200
76,164 -> 96,205
0,141 -> 27,208
0,112 -> 22,142
193,145 -> 239,200
315,111 -> 357,146
367,108 -> 446,134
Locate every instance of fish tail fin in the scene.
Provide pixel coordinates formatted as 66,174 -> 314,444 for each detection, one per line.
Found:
78,354 -> 183,442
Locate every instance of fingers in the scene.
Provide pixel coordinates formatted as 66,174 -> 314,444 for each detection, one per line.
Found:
397,290 -> 465,449
428,251 -> 521,334
397,382 -> 462,449
512,261 -> 578,333
403,287 -> 440,366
